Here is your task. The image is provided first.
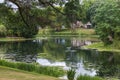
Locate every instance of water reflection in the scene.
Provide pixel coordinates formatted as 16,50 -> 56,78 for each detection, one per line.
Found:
0,41 -> 40,62
71,38 -> 93,47
37,59 -> 67,67
0,37 -> 120,79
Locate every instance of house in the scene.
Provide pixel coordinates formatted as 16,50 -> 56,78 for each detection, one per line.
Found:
76,21 -> 84,28
85,22 -> 92,29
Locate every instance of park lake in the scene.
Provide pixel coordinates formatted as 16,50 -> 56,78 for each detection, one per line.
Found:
0,37 -> 120,79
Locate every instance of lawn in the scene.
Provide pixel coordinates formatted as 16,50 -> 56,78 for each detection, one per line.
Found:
37,28 -> 97,37
0,37 -> 34,42
83,42 -> 120,52
0,66 -> 59,80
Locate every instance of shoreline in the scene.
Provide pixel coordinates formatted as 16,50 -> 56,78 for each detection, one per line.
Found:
0,35 -> 99,42
82,42 -> 120,53
0,37 -> 35,42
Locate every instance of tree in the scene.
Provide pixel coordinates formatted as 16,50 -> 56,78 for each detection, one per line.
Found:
64,0 -> 83,28
2,0 -> 68,37
83,0 -> 96,22
88,0 -> 120,46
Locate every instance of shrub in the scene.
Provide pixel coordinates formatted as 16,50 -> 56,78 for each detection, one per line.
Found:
67,69 -> 76,80
77,75 -> 104,80
0,25 -> 6,37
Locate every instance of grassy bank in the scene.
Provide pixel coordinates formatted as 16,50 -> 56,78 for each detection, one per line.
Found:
0,28 -> 98,42
77,75 -> 103,80
0,66 -> 59,80
37,28 -> 97,37
83,42 -> 120,52
0,60 -> 65,77
0,37 -> 35,42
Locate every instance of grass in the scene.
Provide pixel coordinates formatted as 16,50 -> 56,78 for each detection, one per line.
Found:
77,75 -> 104,80
0,59 -> 65,77
83,42 -> 120,52
37,28 -> 97,37
0,66 -> 59,80
0,28 -> 98,41
66,69 -> 104,80
0,37 -> 35,42
67,69 -> 76,80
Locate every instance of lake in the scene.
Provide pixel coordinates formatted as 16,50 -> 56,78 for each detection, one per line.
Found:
0,37 -> 120,79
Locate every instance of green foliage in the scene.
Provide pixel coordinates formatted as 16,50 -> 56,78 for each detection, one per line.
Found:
0,25 -> 6,37
0,60 -> 65,77
0,3 -> 10,23
87,1 -> 100,23
88,0 -> 120,46
95,23 -> 113,45
64,0 -> 83,27
83,0 -> 96,22
0,0 -> 95,37
67,69 -> 76,80
77,75 -> 103,80
5,11 -> 38,38
0,3 -> 39,38
83,42 -> 120,52
112,40 -> 120,49
37,28 -> 95,36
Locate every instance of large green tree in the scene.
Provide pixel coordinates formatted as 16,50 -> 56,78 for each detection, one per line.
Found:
88,0 -> 120,46
2,0 -> 68,37
64,0 -> 83,27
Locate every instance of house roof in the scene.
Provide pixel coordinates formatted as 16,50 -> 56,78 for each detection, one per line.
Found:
86,22 -> 92,25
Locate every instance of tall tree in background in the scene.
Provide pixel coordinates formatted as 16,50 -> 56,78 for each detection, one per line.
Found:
64,0 -> 83,28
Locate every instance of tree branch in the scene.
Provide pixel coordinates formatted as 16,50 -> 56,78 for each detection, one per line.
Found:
6,0 -> 30,28
38,0 -> 66,15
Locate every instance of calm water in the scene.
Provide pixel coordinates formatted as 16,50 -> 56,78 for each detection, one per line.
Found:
0,37 -> 120,79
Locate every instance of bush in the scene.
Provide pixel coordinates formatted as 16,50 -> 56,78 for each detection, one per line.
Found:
77,75 -> 104,80
0,25 -> 6,37
67,69 -> 76,80
113,40 -> 120,49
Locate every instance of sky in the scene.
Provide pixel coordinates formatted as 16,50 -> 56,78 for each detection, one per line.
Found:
0,0 -> 83,3
0,0 -> 83,8
0,0 -> 18,8
0,0 -> 4,3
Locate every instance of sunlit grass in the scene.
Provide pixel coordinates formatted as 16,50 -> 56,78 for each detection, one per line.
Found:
83,42 -> 120,52
37,28 -> 97,37
76,28 -> 95,35
0,37 -> 34,42
0,66 -> 59,80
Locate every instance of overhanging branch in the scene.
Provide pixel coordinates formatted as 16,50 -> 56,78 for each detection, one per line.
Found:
38,0 -> 66,15
6,0 -> 30,28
